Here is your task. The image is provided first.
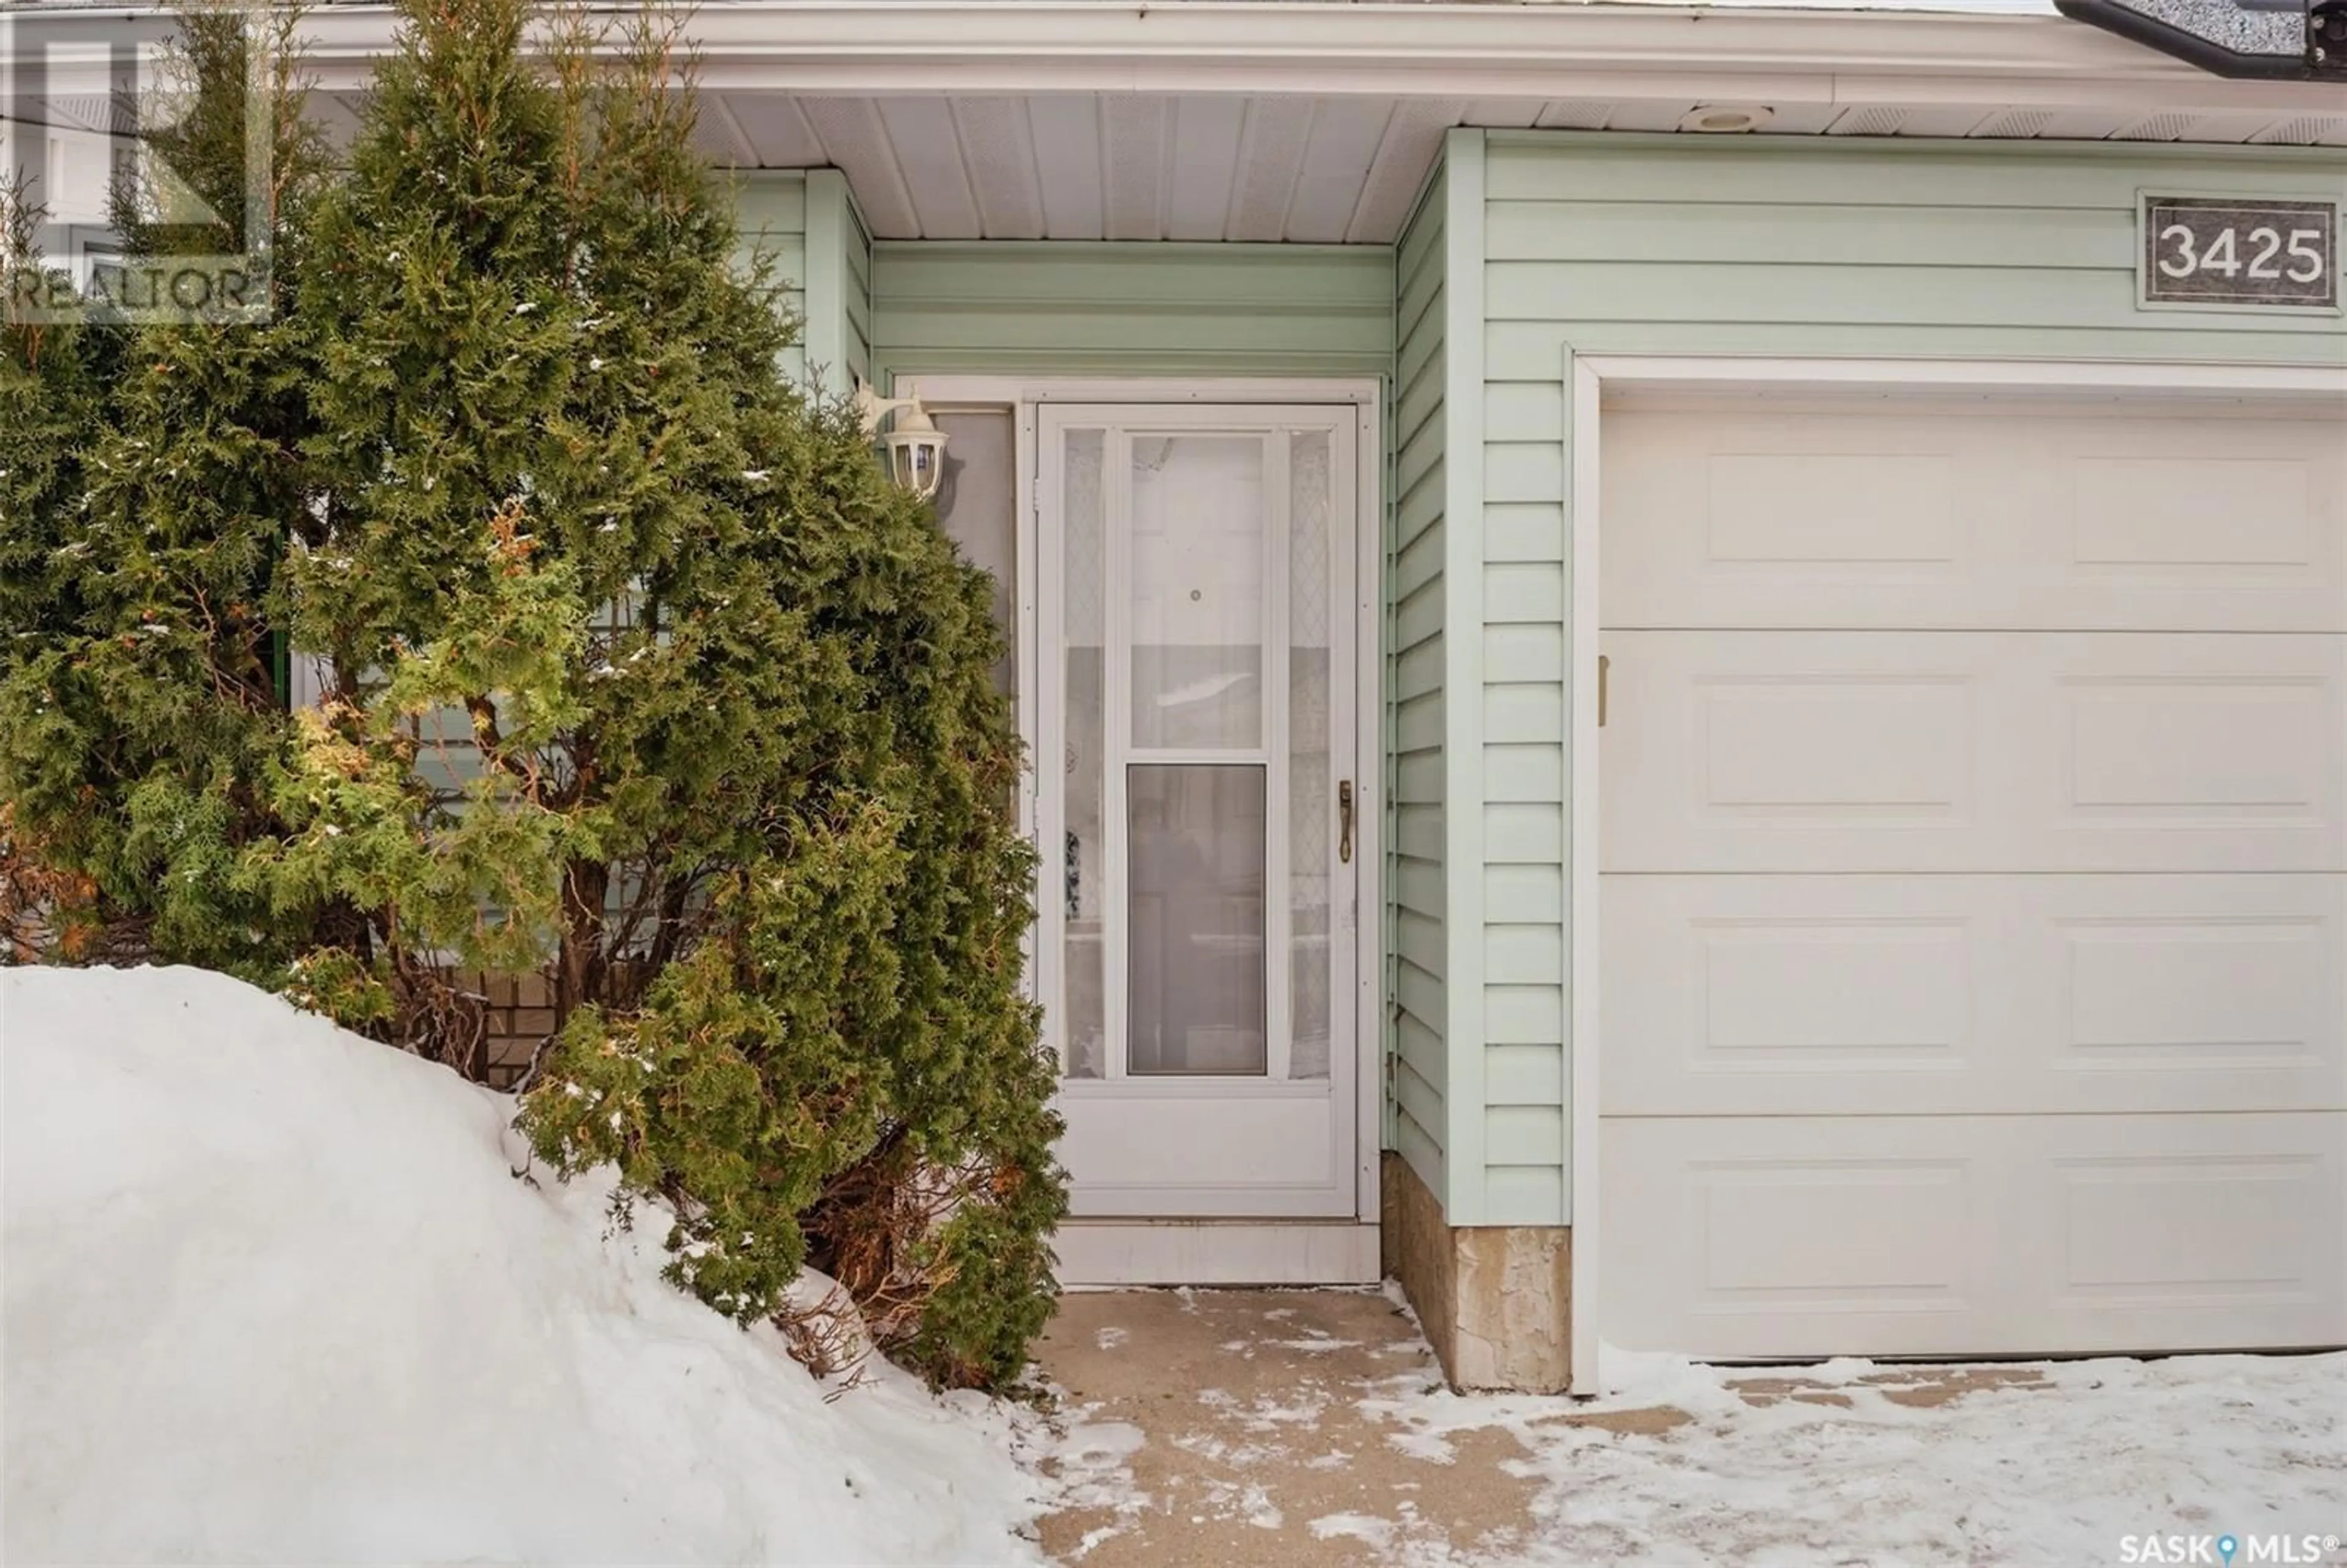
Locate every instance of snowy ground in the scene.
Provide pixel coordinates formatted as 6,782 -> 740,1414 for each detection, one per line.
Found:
1386,1345 -> 2347,1566
1032,1288 -> 2347,1568
1,966 -> 1046,1566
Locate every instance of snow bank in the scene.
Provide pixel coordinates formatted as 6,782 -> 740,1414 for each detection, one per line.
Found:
1,965 -> 1044,1566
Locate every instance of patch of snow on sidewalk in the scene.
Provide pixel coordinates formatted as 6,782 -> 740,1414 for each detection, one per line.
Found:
1,965 -> 1045,1566
1037,1410 -> 1153,1559
1361,1344 -> 2346,1566
1309,1511 -> 1398,1548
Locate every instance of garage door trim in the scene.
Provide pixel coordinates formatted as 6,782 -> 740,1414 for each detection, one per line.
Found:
1565,352 -> 2347,1395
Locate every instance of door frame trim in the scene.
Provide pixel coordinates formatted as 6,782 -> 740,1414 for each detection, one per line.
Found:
914,374 -> 1386,1227
1565,351 -> 2347,1394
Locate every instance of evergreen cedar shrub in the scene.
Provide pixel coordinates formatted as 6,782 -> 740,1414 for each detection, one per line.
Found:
0,7 -> 321,975
0,0 -> 1065,1389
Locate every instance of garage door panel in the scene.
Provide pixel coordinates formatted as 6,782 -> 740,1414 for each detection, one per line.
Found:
1600,1113 -> 2347,1359
2073,453 -> 2320,578
1603,874 -> 2347,1116
2050,1148 -> 2330,1316
2066,678 -> 2331,822
1603,629 -> 2346,873
1604,405 -> 2347,633
1599,397 -> 2347,1363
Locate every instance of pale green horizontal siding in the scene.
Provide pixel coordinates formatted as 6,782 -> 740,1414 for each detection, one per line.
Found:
732,173 -> 810,387
1445,130 -> 2347,1230
1390,160 -> 1449,1203
730,170 -> 867,398
800,170 -> 872,398
869,243 -> 1395,379
1454,130 -> 1570,1228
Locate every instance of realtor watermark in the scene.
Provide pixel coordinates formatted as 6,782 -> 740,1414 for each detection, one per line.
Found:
2120,1533 -> 2345,1565
1,2 -> 276,323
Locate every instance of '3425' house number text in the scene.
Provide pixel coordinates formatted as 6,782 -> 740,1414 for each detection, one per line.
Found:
2141,196 -> 2338,310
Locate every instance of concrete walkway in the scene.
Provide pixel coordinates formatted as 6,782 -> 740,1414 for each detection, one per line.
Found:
1034,1286 -> 1538,1566
1029,1288 -> 2054,1567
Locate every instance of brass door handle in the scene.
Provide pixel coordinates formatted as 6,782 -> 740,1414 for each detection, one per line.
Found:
1338,779 -> 1354,864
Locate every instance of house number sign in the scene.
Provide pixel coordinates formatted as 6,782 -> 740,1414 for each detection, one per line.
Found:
2141,196 -> 2338,310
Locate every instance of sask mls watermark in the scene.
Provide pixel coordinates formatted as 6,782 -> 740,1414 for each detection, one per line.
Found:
1,2 -> 275,323
2120,1533 -> 2345,1565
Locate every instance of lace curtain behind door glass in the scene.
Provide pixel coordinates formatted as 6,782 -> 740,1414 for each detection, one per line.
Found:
1128,436 -> 1266,752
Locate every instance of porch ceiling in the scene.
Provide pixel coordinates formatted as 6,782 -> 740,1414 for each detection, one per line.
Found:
601,88 -> 2342,245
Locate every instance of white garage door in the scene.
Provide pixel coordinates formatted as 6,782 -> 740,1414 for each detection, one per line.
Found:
1598,395 -> 2347,1360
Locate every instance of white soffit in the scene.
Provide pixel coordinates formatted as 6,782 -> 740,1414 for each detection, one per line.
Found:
101,2 -> 2347,243
661,88 -> 2346,243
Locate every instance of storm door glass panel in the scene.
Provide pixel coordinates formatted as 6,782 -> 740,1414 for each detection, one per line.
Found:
1127,764 -> 1267,1075
1061,430 -> 1107,1080
1287,430 -> 1334,1080
1128,436 -> 1266,750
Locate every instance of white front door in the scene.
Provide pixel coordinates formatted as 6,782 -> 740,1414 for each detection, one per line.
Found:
1037,405 -> 1361,1218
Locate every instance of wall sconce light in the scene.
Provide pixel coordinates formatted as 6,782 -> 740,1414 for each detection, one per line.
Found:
853,377 -> 950,500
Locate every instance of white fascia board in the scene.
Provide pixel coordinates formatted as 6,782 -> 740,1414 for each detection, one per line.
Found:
26,2 -> 2347,114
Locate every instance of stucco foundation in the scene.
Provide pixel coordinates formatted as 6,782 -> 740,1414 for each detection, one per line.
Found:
1380,1151 -> 1573,1393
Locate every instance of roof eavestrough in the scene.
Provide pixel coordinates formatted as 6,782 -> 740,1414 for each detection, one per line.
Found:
26,1 -> 2347,114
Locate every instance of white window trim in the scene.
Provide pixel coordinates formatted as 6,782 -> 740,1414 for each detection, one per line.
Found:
917,374 -> 1386,1225
1565,351 -> 2347,1396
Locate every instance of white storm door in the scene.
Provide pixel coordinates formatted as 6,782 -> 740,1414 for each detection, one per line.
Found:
1038,406 -> 1360,1218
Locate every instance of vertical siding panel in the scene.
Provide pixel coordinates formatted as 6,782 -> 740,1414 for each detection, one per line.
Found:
1387,158 -> 1450,1200
842,186 -> 874,390
804,169 -> 876,400
801,170 -> 849,397
1440,128 -> 1488,1223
